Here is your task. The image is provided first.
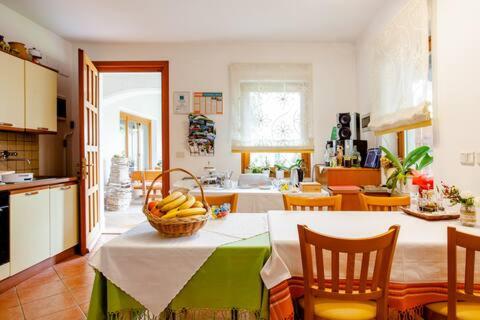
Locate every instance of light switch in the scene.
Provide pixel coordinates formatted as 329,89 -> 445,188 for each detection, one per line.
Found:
460,152 -> 475,166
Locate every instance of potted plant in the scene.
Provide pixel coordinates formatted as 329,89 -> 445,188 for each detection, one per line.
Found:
274,163 -> 288,179
380,145 -> 433,194
441,183 -> 479,227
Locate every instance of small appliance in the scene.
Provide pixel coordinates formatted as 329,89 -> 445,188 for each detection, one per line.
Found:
0,192 -> 9,279
1,173 -> 34,183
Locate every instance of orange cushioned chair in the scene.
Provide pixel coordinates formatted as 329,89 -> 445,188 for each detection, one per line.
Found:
283,194 -> 342,211
359,194 -> 410,211
425,227 -> 480,320
297,224 -> 400,320
205,194 -> 239,213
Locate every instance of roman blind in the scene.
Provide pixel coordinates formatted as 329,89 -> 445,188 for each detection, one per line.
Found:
368,0 -> 431,135
230,63 -> 313,152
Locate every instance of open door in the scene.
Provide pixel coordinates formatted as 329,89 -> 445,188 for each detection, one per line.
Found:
78,49 -> 101,254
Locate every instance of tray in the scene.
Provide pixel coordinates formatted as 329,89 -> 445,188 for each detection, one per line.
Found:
400,207 -> 460,221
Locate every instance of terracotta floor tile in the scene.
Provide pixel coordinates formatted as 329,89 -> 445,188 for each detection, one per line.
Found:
62,272 -> 95,290
21,292 -> 76,320
54,258 -> 93,279
79,302 -> 89,316
0,288 -> 19,309
17,280 -> 67,304
0,305 -> 24,320
35,306 -> 85,320
69,284 -> 93,305
16,268 -> 59,290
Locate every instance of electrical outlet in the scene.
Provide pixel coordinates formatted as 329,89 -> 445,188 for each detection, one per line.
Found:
460,152 -> 475,166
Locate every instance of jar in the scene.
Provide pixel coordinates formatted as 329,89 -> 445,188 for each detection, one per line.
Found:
460,204 -> 476,227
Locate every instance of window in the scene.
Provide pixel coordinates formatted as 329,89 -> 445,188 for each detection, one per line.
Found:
241,152 -> 311,177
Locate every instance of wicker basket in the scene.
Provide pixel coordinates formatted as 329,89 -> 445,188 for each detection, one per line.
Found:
143,168 -> 211,237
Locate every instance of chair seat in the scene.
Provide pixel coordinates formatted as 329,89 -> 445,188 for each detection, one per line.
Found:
426,302 -> 480,320
299,297 -> 376,320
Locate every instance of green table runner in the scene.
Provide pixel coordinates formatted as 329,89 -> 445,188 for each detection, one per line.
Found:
88,233 -> 271,320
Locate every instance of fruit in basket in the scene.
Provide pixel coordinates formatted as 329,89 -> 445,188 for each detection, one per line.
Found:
176,208 -> 207,217
160,195 -> 187,212
148,201 -> 156,211
178,195 -> 196,210
150,207 -> 163,217
192,201 -> 204,208
160,210 -> 180,219
156,191 -> 184,208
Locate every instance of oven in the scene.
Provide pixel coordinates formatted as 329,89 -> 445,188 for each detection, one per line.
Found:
0,192 -> 9,267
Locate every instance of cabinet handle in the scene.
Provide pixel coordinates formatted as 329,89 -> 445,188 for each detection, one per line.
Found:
37,127 -> 49,131
25,191 -> 39,196
60,186 -> 71,190
0,122 -> 13,127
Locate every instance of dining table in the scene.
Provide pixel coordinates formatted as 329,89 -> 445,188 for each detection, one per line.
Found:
262,211 -> 480,320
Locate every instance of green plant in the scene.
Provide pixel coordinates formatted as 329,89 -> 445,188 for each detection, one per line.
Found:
380,145 -> 433,193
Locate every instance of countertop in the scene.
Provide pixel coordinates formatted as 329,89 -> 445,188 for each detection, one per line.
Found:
0,177 -> 78,192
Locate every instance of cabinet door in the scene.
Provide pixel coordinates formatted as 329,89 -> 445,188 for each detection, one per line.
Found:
10,189 -> 50,274
25,61 -> 57,133
50,184 -> 78,256
0,51 -> 24,129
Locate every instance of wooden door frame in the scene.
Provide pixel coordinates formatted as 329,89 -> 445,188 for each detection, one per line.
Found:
92,60 -> 170,196
120,111 -> 153,169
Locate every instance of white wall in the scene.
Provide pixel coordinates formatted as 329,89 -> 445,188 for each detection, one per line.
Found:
432,0 -> 480,194
0,3 -> 73,176
72,42 -> 358,184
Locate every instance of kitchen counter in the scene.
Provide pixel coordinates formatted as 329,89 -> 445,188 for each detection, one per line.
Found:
0,177 -> 78,192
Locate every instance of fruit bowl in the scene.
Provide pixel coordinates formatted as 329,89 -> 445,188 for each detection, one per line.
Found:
143,168 -> 211,237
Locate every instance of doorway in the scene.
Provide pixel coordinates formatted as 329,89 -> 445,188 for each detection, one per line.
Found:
78,51 -> 169,253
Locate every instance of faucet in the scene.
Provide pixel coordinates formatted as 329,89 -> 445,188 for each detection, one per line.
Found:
0,150 -> 30,165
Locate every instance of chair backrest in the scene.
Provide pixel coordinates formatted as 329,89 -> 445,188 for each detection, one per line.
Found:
130,171 -> 143,182
447,227 -> 480,319
143,170 -> 162,181
283,194 -> 342,211
359,194 -> 410,211
297,224 -> 400,320
205,194 -> 239,213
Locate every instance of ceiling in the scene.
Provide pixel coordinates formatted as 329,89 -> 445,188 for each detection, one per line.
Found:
1,0 -> 386,43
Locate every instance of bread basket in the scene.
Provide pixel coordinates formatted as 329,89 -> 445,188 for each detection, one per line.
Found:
143,168 -> 211,237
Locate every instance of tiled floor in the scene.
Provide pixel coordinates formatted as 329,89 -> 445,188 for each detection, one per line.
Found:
0,255 -> 94,320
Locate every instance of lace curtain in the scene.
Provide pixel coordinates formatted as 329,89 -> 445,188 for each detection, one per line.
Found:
230,63 -> 313,152
368,0 -> 431,133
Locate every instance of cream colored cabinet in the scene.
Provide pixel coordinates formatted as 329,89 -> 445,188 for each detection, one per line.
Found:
50,184 -> 78,256
25,61 -> 57,133
10,188 -> 50,274
0,51 -> 25,129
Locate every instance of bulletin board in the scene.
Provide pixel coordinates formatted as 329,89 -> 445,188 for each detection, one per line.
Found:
193,92 -> 223,114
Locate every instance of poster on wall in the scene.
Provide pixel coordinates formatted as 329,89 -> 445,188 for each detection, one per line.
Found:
173,91 -> 191,114
193,92 -> 223,114
187,113 -> 216,156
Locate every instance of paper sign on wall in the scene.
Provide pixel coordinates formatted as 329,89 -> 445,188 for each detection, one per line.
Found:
173,91 -> 191,114
193,92 -> 223,115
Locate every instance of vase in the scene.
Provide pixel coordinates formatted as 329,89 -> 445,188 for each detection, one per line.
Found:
460,204 -> 476,227
275,170 -> 284,180
395,176 -> 413,195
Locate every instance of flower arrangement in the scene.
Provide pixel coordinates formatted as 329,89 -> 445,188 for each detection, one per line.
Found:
441,182 -> 478,206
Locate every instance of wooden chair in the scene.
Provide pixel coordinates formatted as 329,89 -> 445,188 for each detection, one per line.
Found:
205,194 -> 239,213
425,227 -> 480,320
359,194 -> 410,211
297,224 -> 400,320
131,170 -> 162,199
283,194 -> 342,211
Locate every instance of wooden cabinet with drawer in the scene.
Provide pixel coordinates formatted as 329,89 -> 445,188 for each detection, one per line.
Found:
49,183 -> 78,256
0,51 -> 25,130
9,188 -> 50,274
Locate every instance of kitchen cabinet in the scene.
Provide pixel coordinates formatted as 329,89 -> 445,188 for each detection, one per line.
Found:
25,61 -> 57,133
0,51 -> 25,130
50,184 -> 78,256
10,188 -> 50,274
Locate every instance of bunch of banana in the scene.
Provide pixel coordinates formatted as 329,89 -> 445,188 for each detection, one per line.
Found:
148,192 -> 206,220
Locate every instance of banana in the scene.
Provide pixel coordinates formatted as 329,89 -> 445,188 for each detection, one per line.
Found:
160,195 -> 187,212
176,207 -> 207,217
178,195 -> 196,210
155,191 -> 183,208
192,201 -> 204,208
160,210 -> 179,219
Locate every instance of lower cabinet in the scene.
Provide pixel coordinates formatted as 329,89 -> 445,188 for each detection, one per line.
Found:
10,189 -> 50,274
50,184 -> 78,256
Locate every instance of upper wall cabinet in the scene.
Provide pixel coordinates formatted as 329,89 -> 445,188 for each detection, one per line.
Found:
0,51 -> 25,130
25,61 -> 57,133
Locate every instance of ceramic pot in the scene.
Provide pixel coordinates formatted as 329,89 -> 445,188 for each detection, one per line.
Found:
460,204 -> 476,227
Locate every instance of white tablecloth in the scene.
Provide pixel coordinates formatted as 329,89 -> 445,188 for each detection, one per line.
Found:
261,211 -> 480,289
191,188 -> 329,213
89,213 -> 267,315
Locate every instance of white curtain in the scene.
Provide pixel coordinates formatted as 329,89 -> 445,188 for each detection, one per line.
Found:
368,0 -> 431,133
230,63 -> 313,152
